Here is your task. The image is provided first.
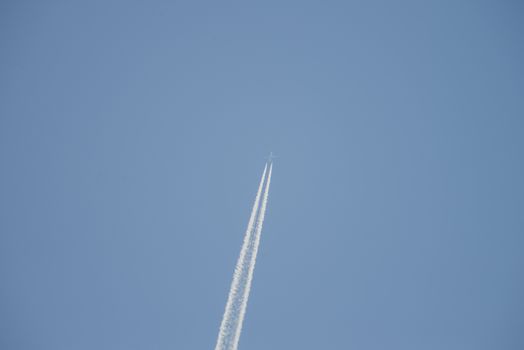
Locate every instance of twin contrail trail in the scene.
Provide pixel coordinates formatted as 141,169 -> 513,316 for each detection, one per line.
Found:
215,162 -> 273,350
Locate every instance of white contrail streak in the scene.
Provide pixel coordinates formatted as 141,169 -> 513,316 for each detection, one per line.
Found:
231,163 -> 272,350
215,164 -> 269,350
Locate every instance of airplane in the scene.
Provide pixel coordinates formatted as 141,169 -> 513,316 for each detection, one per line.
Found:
266,152 -> 278,163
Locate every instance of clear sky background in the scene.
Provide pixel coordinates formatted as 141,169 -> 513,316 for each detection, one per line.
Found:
1,1 -> 523,349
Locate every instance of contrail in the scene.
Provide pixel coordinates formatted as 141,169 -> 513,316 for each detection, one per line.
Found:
215,163 -> 270,350
230,163 -> 272,350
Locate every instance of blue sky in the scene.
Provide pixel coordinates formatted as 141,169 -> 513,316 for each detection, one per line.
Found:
1,1 -> 523,349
